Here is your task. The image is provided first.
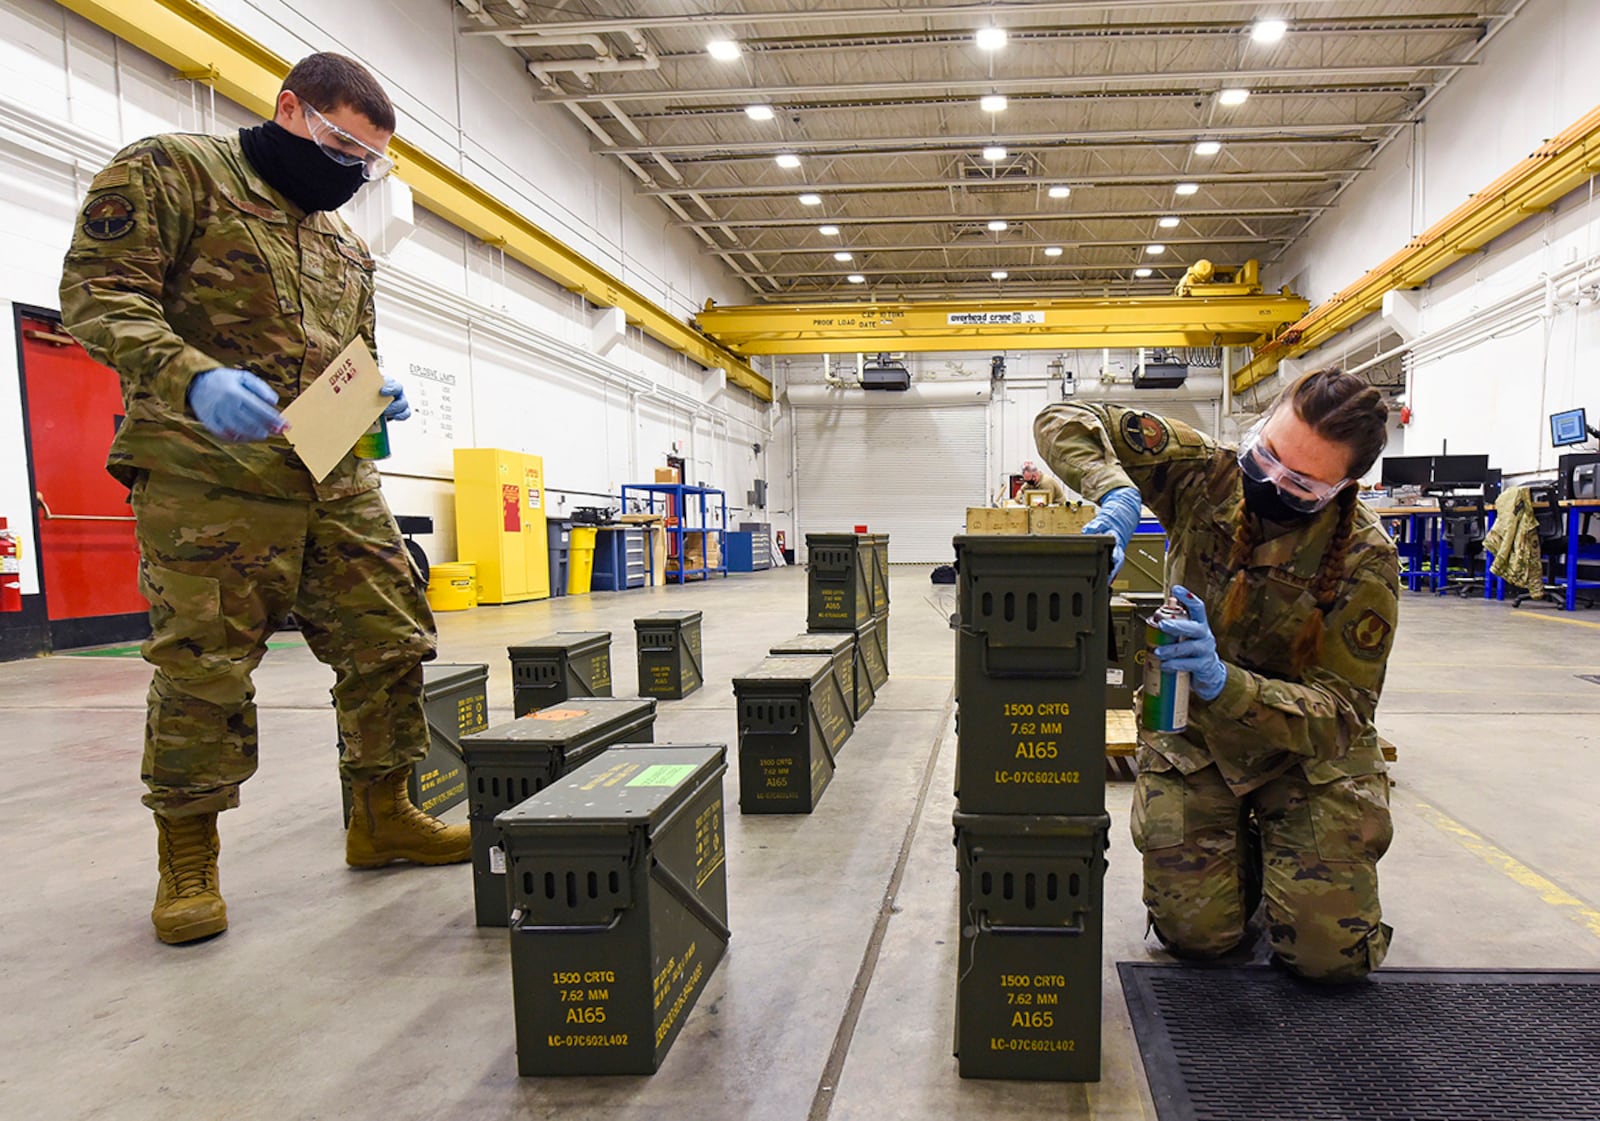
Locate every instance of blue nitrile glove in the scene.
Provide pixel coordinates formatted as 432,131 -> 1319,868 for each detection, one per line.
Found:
380,377 -> 411,421
1081,486 -> 1142,578
187,367 -> 286,442
1153,585 -> 1228,702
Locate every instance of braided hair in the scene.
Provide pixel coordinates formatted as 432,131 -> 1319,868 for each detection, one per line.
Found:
1217,367 -> 1389,674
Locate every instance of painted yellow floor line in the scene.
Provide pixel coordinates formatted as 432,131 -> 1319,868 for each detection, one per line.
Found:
1410,797 -> 1600,940
1511,611 -> 1600,632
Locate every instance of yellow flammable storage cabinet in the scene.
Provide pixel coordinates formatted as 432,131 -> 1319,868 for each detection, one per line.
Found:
453,448 -> 551,604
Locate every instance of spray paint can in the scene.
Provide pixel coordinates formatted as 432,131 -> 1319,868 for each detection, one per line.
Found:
1142,595 -> 1191,733
353,415 -> 390,461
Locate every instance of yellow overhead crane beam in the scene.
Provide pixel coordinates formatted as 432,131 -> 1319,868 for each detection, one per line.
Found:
696,287 -> 1308,356
56,0 -> 772,402
1233,103 -> 1600,396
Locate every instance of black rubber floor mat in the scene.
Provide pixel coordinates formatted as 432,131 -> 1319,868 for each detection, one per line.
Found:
1119,963 -> 1600,1121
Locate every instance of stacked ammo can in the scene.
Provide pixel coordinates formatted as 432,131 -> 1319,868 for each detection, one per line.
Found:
950,534 -> 1113,1082
495,743 -> 731,1076
461,696 -> 658,927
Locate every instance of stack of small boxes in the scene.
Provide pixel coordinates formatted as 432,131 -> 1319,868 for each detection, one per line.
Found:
728,532 -> 890,814
949,533 -> 1113,1082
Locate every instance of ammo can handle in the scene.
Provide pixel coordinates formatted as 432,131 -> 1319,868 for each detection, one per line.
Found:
509,908 -> 626,935
976,913 -> 1088,937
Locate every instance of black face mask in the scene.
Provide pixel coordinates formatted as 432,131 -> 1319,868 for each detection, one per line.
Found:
239,121 -> 366,213
1241,473 -> 1319,526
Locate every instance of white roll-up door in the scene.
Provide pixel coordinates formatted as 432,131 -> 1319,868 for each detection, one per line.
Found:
794,403 -> 988,563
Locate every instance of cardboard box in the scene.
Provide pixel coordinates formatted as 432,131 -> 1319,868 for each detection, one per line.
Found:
654,467 -> 680,483
965,507 -> 1030,534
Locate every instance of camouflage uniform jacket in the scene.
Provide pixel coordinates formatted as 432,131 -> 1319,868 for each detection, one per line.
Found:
60,132 -> 380,500
1484,486 -> 1543,597
1036,402 -> 1400,794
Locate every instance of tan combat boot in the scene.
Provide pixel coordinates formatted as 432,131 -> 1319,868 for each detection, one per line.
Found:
346,767 -> 471,868
152,813 -> 227,945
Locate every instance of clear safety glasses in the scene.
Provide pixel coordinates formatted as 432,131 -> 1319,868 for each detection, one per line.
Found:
293,94 -> 395,181
1236,415 -> 1351,513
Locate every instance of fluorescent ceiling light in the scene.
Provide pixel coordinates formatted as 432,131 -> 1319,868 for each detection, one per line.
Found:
1175,182 -> 1200,196
706,39 -> 742,61
987,220 -> 1008,232
1135,267 -> 1154,278
1146,244 -> 1166,255
1048,186 -> 1071,199
982,146 -> 1007,161
1193,140 -> 1222,156
745,104 -> 774,121
775,153 -> 801,169
1219,88 -> 1250,107
1251,19 -> 1287,45
975,26 -> 1007,51
1157,216 -> 1180,229
819,225 -> 840,236
980,94 -> 1008,113
798,193 -> 822,206
990,270 -> 1009,280
1043,246 -> 1063,257
833,251 -> 853,262
847,274 -> 866,283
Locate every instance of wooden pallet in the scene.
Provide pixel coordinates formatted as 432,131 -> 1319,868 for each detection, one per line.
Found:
1104,710 -> 1397,777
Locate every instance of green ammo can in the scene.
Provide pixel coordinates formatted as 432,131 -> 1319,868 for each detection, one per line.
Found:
462,697 -> 658,927
1110,532 -> 1167,595
497,743 -> 729,1076
733,654 -> 853,813
952,535 -> 1111,815
806,533 -> 872,631
867,533 -> 890,614
510,631 -> 614,717
338,662 -> 487,825
952,812 -> 1110,1082
1107,592 -> 1164,712
634,611 -> 704,700
769,631 -> 862,721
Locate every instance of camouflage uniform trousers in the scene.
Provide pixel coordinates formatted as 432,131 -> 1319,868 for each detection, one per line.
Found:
1130,747 -> 1394,983
130,472 -> 436,817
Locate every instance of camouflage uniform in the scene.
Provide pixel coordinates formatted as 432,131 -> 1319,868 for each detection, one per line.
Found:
1483,486 -> 1543,597
1036,403 -> 1399,982
60,133 -> 434,817
1023,470 -> 1070,505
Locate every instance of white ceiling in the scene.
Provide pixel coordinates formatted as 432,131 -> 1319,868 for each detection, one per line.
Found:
457,0 -> 1527,303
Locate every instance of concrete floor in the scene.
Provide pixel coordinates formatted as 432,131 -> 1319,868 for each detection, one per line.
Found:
3,567 -> 1599,1120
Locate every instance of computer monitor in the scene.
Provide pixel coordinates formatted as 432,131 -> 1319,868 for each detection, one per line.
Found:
1431,454 -> 1489,489
1551,407 -> 1589,447
1380,456 -> 1431,488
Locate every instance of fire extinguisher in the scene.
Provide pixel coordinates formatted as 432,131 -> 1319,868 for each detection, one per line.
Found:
0,516 -> 21,613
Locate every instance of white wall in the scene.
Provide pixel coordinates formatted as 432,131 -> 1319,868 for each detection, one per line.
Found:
1271,0 -> 1600,481
0,0 -> 770,578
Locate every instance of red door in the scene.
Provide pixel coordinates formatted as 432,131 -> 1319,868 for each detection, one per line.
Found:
19,313 -> 146,645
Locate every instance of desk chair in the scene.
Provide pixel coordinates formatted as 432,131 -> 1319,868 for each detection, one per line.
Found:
1512,486 -> 1597,608
1438,496 -> 1486,597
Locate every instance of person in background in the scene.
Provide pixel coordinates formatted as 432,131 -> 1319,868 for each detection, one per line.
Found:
60,53 -> 467,947
1018,460 -> 1070,504
1034,368 -> 1399,983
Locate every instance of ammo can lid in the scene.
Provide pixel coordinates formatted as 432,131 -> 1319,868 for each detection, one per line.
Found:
732,654 -> 833,688
952,811 -> 1112,840
769,632 -> 852,656
421,662 -> 489,690
495,743 -> 726,833
507,630 -> 612,657
953,534 -> 1114,560
460,697 -> 656,757
805,532 -> 863,549
633,610 -> 702,628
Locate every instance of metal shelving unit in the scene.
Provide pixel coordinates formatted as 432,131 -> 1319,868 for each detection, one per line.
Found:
619,483 -> 728,584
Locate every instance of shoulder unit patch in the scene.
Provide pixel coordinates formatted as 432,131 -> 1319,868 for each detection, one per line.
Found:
1120,410 -> 1171,455
1343,608 -> 1393,661
82,193 -> 137,241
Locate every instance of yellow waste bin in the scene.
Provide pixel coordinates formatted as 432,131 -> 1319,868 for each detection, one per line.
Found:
426,561 -> 479,611
567,527 -> 597,595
